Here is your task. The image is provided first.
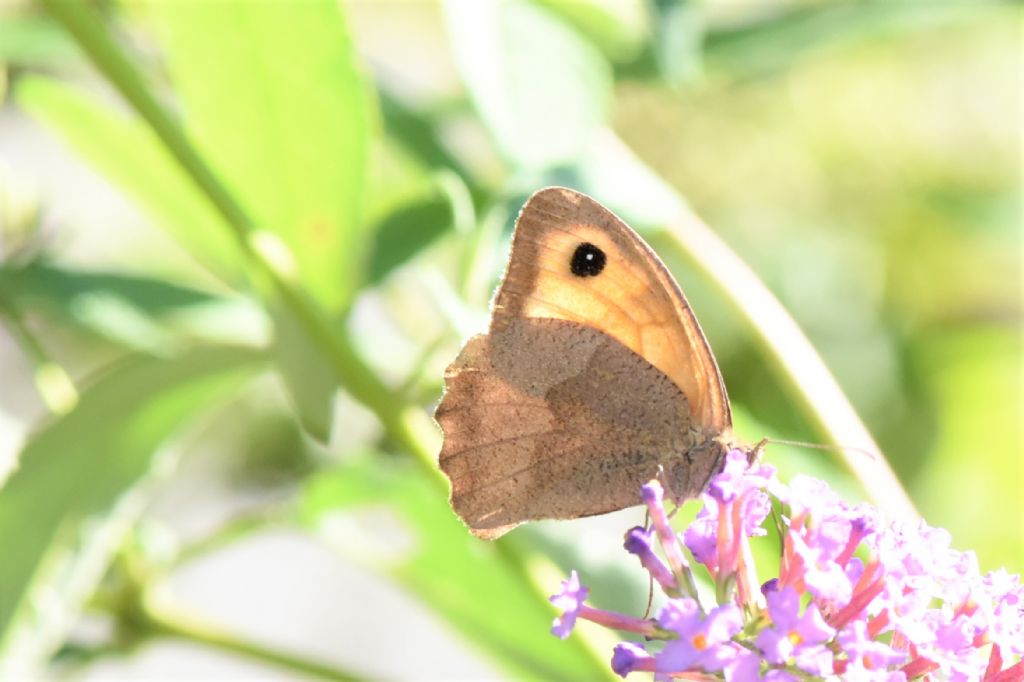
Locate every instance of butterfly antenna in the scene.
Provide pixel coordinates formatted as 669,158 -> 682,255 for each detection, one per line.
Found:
765,438 -> 880,462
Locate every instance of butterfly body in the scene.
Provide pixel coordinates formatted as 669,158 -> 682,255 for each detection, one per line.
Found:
436,188 -> 736,539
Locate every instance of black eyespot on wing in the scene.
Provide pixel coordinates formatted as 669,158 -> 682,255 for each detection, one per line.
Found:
570,242 -> 606,277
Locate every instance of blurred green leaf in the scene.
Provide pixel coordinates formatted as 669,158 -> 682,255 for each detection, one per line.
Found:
0,260 -> 216,314
0,345 -> 265,672
300,456 -> 614,682
702,1 -> 998,80
443,0 -> 612,170
139,0 -> 371,311
368,196 -> 453,284
0,260 -> 265,352
649,0 -> 704,85
15,77 -> 242,277
0,13 -> 79,69
378,91 -> 471,182
270,302 -> 336,443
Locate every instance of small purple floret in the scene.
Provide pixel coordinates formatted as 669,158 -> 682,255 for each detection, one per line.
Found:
641,480 -> 692,582
656,599 -> 743,673
549,570 -> 588,639
683,506 -> 718,568
611,642 -> 651,678
756,586 -> 835,674
624,526 -> 677,592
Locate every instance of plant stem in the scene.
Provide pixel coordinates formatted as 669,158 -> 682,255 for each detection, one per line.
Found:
141,601 -> 367,682
173,508 -> 284,568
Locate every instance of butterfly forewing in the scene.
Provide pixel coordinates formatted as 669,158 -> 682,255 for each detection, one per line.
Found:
494,187 -> 730,431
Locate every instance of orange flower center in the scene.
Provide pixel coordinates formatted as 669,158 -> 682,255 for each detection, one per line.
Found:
787,631 -> 804,646
691,633 -> 708,651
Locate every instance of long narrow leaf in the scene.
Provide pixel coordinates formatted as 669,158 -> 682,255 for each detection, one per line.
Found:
15,77 -> 242,278
0,346 -> 265,673
300,456 -> 615,682
0,260 -> 266,352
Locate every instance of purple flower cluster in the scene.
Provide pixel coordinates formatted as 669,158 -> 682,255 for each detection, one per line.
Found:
549,450 -> 1024,681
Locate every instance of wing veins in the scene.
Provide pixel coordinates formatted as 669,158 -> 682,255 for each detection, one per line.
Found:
441,428 -> 563,464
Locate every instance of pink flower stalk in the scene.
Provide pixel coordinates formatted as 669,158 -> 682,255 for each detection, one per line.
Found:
548,450 -> 1024,681
550,571 -> 661,640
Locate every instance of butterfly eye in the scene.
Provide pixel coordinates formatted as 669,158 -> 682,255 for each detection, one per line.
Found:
570,242 -> 606,277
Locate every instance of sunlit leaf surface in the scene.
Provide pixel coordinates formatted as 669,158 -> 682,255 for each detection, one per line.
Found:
139,0 -> 371,311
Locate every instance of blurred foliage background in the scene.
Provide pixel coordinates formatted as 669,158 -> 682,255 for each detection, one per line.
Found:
0,0 -> 1020,679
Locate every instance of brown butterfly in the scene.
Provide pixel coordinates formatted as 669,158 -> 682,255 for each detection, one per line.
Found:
435,187 -> 740,539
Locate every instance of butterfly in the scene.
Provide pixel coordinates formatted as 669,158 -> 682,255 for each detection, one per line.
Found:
434,187 -> 741,539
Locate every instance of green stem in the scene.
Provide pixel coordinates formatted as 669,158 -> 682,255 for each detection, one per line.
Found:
173,508 -> 284,568
141,602 -> 368,682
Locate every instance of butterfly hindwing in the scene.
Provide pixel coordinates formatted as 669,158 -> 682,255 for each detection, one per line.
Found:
436,317 -> 720,539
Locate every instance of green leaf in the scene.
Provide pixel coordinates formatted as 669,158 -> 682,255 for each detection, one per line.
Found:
0,260 -> 266,352
15,77 -> 242,278
139,0 -> 371,311
649,0 -> 705,86
0,13 -> 79,69
702,2 -> 998,80
270,302 -> 336,443
299,456 -> 614,682
368,196 -> 453,284
378,91 -> 471,180
0,260 -> 216,314
0,346 -> 265,671
443,0 -> 612,171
